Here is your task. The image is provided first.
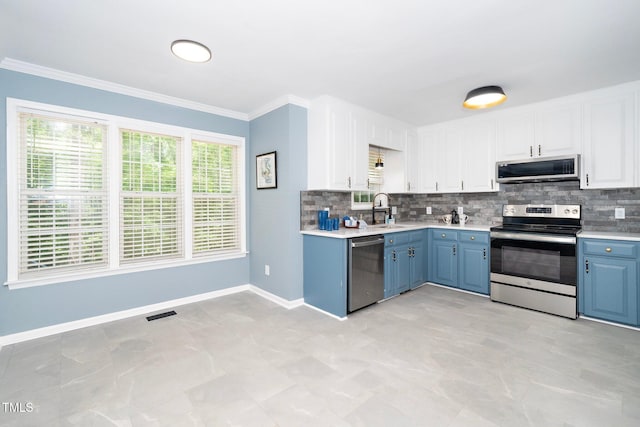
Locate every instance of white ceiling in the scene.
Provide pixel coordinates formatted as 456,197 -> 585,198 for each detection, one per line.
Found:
2,0 -> 640,126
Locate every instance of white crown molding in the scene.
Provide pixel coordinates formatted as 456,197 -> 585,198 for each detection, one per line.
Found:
248,94 -> 310,121
0,284 -> 306,347
0,58 -> 249,121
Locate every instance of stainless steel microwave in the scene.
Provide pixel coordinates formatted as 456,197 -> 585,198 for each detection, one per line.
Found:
496,154 -> 580,183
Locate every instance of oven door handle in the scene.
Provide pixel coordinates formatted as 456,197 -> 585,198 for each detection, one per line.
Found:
490,231 -> 576,245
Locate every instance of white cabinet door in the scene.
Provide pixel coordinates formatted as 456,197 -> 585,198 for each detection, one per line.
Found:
496,111 -> 535,160
461,120 -> 498,192
581,91 -> 635,189
327,102 -> 352,190
350,112 -> 371,191
418,129 -> 439,193
405,130 -> 420,192
437,127 -> 463,193
534,103 -> 581,157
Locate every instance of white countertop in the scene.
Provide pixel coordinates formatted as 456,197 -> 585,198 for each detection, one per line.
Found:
300,222 -> 493,239
578,231 -> 640,242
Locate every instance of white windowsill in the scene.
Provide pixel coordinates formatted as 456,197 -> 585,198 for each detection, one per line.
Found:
4,252 -> 248,290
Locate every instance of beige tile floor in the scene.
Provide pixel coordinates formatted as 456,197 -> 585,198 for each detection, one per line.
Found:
1,284 -> 639,426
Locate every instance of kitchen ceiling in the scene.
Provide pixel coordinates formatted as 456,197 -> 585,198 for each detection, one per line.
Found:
1,0 -> 640,126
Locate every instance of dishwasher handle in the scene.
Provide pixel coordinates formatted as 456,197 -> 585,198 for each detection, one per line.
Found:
351,236 -> 385,248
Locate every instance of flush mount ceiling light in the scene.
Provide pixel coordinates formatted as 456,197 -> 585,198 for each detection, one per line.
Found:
463,85 -> 507,109
170,39 -> 212,63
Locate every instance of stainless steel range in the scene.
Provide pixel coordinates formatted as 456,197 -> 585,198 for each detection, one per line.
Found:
490,204 -> 581,319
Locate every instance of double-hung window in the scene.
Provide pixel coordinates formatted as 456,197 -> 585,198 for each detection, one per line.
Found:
16,112 -> 108,277
6,99 -> 246,288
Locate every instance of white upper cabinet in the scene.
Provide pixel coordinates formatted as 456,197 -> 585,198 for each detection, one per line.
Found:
461,120 -> 498,192
405,130 -> 420,192
308,96 -> 361,190
534,103 -> 581,157
307,95 -> 413,191
496,111 -> 535,160
581,89 -> 635,189
418,120 -> 497,194
496,102 -> 580,160
436,126 -> 463,193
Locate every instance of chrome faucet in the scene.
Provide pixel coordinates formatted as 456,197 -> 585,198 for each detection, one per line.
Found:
372,192 -> 391,225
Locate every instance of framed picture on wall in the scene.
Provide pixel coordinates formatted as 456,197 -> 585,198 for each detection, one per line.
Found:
256,151 -> 277,189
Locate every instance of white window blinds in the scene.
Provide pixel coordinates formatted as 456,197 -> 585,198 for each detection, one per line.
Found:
191,140 -> 240,255
120,130 -> 182,263
368,148 -> 384,185
18,113 -> 108,277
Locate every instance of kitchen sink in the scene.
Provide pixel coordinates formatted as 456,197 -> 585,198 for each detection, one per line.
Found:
369,223 -> 414,230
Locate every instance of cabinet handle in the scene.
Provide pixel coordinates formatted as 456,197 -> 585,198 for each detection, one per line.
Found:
389,239 -> 394,244
529,145 -> 533,157
470,236 -> 475,240
408,182 -> 411,191
586,173 -> 589,186
491,179 -> 494,190
348,176 -> 352,188
408,247 -> 413,258
461,180 -> 464,191
605,247 -> 612,253
436,182 -> 439,192
367,178 -> 370,189
483,248 -> 487,260
441,233 -> 446,238
585,259 -> 589,274
392,250 -> 397,262
453,244 -> 456,256
538,144 -> 541,156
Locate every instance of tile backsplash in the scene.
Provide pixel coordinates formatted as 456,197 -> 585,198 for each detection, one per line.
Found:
301,181 -> 640,232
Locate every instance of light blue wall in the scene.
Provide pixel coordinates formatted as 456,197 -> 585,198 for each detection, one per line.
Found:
0,69 -> 251,336
249,105 -> 308,300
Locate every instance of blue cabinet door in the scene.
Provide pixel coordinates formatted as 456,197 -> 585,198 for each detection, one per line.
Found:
459,243 -> 489,294
397,244 -> 412,293
410,240 -> 425,289
384,246 -> 399,298
432,239 -> 457,287
583,255 -> 638,325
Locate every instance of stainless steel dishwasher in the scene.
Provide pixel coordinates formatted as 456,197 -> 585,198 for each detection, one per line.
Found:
348,235 -> 385,313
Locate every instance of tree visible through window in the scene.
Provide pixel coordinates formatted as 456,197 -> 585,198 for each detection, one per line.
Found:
192,140 -> 239,255
8,99 -> 246,285
120,130 -> 182,262
20,114 -> 107,275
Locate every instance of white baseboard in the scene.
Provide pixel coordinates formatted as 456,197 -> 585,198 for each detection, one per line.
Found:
578,315 -> 640,332
303,303 -> 348,321
0,284 -> 302,347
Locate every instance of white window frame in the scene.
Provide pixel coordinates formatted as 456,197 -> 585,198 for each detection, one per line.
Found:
5,98 -> 246,289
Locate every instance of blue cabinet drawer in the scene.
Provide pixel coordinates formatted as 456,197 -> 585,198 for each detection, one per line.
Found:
459,231 -> 489,244
583,240 -> 637,258
431,229 -> 458,242
386,231 -> 410,246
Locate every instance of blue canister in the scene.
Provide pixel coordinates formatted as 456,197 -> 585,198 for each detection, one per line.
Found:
318,210 -> 328,230
332,217 -> 339,230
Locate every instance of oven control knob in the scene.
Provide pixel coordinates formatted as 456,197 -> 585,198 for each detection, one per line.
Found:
564,209 -> 570,214
572,209 -> 578,214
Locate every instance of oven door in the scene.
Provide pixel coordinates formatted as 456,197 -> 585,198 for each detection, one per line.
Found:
490,232 -> 577,288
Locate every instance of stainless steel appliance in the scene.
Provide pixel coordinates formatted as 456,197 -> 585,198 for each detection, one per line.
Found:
490,204 -> 581,319
348,235 -> 385,313
496,154 -> 580,183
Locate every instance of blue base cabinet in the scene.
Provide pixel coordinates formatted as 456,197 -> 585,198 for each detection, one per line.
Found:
384,230 -> 426,298
428,229 -> 489,295
458,231 -> 490,294
428,230 -> 458,287
303,235 -> 348,318
579,238 -> 639,326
